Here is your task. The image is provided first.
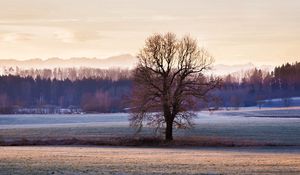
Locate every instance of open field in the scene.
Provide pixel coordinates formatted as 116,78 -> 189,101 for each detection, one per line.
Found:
0,108 -> 300,174
0,107 -> 300,146
0,146 -> 300,175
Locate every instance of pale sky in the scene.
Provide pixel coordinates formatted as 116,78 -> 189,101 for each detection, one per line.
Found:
0,0 -> 299,65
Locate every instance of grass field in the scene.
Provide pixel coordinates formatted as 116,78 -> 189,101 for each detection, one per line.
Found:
0,146 -> 300,175
0,108 -> 300,174
0,107 -> 300,146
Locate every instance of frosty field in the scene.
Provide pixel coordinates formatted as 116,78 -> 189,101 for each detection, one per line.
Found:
0,107 -> 300,146
0,108 -> 300,174
0,146 -> 300,175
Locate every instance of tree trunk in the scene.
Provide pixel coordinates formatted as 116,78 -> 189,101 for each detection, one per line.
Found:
165,119 -> 173,141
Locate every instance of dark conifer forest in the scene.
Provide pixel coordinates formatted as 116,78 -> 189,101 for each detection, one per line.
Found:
0,62 -> 299,113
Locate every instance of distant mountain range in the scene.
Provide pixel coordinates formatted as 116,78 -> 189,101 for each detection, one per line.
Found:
0,54 -> 137,69
0,54 -> 273,75
212,63 -> 274,76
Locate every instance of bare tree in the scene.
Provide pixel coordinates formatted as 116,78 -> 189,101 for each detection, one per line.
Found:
129,33 -> 220,141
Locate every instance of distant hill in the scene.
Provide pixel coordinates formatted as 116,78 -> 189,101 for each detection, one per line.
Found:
0,54 -> 138,69
0,55 -> 273,75
212,63 -> 274,75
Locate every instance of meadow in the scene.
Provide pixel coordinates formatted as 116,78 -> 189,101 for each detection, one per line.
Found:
0,107 -> 300,174
0,146 -> 300,175
0,107 -> 300,146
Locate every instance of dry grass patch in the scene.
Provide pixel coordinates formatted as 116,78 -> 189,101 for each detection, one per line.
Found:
0,146 -> 300,174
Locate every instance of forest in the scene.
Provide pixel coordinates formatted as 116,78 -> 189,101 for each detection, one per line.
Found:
0,62 -> 299,113
0,68 -> 132,113
218,62 -> 300,108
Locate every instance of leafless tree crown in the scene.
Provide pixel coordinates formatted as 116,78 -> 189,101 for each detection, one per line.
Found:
130,33 -> 220,140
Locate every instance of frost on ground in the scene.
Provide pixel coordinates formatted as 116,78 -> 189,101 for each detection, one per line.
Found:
0,108 -> 299,174
0,107 -> 300,146
0,146 -> 299,175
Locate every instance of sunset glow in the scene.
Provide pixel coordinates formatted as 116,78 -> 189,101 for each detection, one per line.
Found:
0,0 -> 299,65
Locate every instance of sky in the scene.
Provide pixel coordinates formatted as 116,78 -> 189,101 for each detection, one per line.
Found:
0,0 -> 299,66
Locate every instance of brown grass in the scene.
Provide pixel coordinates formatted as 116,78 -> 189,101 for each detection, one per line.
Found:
0,146 -> 300,174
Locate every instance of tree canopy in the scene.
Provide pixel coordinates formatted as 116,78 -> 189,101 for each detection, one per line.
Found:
129,33 -> 220,141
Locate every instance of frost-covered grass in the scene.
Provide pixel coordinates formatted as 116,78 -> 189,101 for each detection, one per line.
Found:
214,106 -> 300,117
0,107 -> 300,146
0,113 -> 129,128
0,109 -> 300,174
0,146 -> 299,175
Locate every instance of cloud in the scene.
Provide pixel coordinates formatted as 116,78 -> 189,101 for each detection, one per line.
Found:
0,32 -> 35,43
53,31 -> 76,43
0,24 -> 81,43
0,24 -> 104,44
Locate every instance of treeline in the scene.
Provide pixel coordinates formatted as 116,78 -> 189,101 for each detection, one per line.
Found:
0,62 -> 299,113
1,67 -> 132,81
0,70 -> 132,113
217,62 -> 300,108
